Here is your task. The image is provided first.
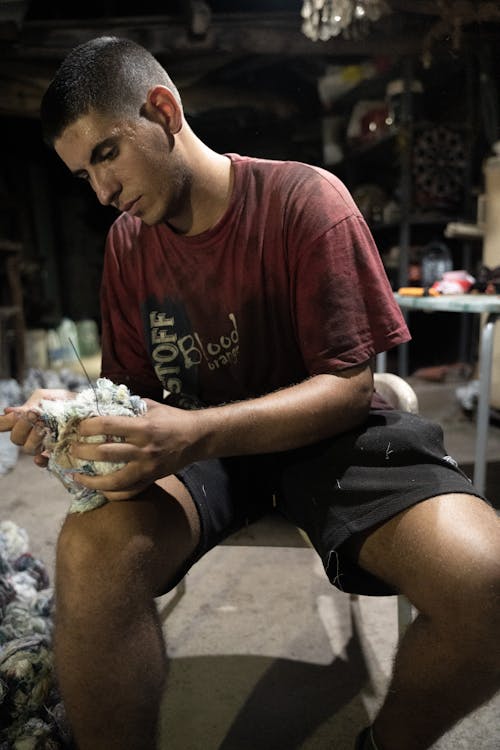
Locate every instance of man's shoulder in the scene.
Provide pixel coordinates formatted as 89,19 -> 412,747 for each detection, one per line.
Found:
109,211 -> 143,239
106,212 -> 156,257
229,153 -> 356,210
229,152 -> 332,181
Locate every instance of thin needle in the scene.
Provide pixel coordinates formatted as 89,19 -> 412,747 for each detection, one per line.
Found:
68,337 -> 102,415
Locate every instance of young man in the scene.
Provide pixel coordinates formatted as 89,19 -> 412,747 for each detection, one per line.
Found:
1,36 -> 499,750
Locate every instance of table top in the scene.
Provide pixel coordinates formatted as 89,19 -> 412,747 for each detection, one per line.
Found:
394,293 -> 500,314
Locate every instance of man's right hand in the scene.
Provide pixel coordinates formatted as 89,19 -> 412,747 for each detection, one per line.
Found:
0,388 -> 75,467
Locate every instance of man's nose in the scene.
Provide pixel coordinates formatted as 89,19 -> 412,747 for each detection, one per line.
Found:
93,173 -> 120,206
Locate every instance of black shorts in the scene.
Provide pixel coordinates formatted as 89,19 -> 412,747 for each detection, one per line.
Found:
176,409 -> 486,596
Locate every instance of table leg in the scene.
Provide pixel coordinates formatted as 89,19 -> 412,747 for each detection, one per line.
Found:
474,313 -> 498,495
376,351 -> 387,373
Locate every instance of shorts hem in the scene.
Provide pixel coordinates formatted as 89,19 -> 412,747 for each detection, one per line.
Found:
321,486 -> 488,596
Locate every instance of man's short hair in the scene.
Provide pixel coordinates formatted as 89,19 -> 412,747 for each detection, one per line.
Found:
40,36 -> 180,145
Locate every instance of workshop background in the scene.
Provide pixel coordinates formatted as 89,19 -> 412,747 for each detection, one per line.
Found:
1,2 -> 500,749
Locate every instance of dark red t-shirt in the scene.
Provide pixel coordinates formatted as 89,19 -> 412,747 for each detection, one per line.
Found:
100,154 -> 410,408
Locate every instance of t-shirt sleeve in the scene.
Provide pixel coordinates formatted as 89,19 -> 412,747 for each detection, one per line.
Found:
100,225 -> 163,400
289,211 -> 410,374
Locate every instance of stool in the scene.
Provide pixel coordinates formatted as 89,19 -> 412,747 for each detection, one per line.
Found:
161,373 -> 418,638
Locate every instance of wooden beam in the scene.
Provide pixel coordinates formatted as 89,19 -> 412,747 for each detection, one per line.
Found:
2,12 -> 424,61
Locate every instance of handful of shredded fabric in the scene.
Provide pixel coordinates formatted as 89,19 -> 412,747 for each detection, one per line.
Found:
35,378 -> 146,513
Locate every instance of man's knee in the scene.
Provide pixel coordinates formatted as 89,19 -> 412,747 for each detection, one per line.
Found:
357,493 -> 500,663
420,500 -> 500,653
55,504 -> 179,615
435,552 -> 500,666
56,482 -> 200,607
56,511 -> 154,606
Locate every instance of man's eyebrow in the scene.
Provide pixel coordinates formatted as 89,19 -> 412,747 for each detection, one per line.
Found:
71,137 -> 117,177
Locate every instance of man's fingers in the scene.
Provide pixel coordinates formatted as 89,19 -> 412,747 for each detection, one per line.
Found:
72,463 -> 143,493
78,415 -> 144,439
0,410 -> 18,432
104,489 -> 148,502
8,411 -> 45,452
71,440 -> 136,464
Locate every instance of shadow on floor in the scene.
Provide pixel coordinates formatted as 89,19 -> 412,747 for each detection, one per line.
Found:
160,613 -> 373,750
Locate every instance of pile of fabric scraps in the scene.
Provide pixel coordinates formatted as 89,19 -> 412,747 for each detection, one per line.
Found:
21,369 -> 90,399
0,381 -> 22,478
35,378 -> 146,514
0,520 -> 71,749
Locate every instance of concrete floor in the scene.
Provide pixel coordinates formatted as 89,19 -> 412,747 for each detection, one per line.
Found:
1,377 -> 500,749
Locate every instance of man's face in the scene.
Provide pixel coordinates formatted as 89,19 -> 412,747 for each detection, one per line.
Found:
54,109 -> 187,226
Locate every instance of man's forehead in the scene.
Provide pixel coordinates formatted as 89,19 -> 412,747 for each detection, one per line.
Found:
62,111 -> 118,144
54,111 -> 119,167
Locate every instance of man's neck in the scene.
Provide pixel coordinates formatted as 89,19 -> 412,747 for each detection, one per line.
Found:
165,131 -> 233,237
186,150 -> 233,236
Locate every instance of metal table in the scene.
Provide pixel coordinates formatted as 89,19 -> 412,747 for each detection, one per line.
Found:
393,293 -> 500,495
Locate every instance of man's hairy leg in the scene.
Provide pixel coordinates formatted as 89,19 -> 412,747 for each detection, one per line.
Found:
350,493 -> 500,750
54,476 -> 200,750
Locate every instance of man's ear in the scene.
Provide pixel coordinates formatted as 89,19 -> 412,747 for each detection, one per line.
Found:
144,86 -> 183,134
